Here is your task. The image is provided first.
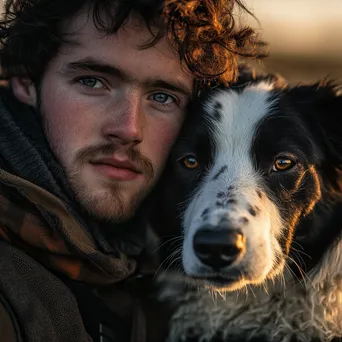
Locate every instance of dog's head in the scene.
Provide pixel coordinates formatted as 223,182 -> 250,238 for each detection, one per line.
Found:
151,74 -> 342,291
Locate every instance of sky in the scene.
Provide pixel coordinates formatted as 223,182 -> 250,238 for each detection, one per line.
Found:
0,0 -> 341,58
245,0 -> 342,59
0,0 -> 341,78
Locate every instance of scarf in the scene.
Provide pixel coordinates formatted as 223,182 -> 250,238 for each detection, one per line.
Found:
0,84 -> 146,284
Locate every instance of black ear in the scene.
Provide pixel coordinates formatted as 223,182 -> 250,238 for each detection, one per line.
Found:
290,82 -> 342,171
312,86 -> 342,170
294,82 -> 342,192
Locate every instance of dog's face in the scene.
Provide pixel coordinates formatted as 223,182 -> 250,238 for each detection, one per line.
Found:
153,76 -> 342,291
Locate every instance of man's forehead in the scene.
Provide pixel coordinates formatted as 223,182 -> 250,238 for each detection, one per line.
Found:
60,9 -> 194,93
60,56 -> 193,98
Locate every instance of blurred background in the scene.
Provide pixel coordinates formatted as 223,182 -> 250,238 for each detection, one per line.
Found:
244,0 -> 342,84
0,0 -> 341,84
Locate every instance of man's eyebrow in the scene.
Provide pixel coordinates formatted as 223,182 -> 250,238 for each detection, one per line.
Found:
62,57 -> 192,98
144,79 -> 192,98
63,58 -> 127,79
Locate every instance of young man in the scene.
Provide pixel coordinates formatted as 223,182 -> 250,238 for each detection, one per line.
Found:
0,0 -> 264,341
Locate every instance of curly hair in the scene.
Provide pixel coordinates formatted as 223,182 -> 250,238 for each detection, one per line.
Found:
0,0 -> 267,85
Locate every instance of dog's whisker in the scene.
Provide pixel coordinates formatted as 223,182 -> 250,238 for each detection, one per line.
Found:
291,240 -> 304,250
262,281 -> 269,295
151,76 -> 342,342
285,256 -> 309,288
248,284 -> 257,299
153,247 -> 182,279
152,236 -> 183,254
280,273 -> 287,298
290,242 -> 312,260
290,249 -> 306,272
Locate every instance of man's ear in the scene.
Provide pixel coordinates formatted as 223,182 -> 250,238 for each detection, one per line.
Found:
11,77 -> 37,107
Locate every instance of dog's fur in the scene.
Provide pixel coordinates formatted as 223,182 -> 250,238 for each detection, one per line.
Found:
150,73 -> 342,342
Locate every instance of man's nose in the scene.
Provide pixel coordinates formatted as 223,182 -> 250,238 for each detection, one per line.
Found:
102,92 -> 143,145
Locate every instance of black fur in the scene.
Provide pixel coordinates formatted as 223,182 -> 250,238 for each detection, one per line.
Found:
149,74 -> 342,342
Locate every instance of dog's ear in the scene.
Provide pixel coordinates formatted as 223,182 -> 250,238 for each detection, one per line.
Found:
312,85 -> 342,170
292,82 -> 342,170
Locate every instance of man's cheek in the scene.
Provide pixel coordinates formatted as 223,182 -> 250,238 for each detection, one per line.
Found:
158,130 -> 178,158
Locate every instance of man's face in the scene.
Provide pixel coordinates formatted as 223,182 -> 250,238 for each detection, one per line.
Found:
36,13 -> 193,222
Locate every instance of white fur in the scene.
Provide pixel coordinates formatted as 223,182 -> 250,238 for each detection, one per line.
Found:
158,237 -> 342,342
182,82 -> 284,290
157,81 -> 342,342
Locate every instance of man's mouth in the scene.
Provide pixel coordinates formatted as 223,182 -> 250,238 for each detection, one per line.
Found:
90,157 -> 142,181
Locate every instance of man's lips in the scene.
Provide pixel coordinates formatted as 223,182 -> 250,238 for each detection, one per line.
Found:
93,158 -> 142,173
90,158 -> 142,180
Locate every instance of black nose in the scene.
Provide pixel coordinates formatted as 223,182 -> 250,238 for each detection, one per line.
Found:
193,228 -> 245,270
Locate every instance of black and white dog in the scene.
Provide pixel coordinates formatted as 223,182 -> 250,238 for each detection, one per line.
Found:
150,73 -> 342,342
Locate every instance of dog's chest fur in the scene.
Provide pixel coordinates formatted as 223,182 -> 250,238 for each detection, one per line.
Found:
150,75 -> 342,342
158,239 -> 342,342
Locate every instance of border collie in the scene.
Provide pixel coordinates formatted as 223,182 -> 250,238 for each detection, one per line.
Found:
150,73 -> 342,342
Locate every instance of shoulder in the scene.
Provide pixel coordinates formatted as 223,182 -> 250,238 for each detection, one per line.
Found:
0,296 -> 18,342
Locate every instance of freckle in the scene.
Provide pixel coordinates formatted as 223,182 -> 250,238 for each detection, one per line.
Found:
212,110 -> 221,121
216,201 -> 224,207
257,190 -> 262,198
217,192 -> 225,198
212,165 -> 228,181
228,185 -> 234,190
248,206 -> 257,216
227,198 -> 237,204
214,102 -> 223,110
219,217 -> 229,225
240,217 -> 249,224
201,208 -> 209,217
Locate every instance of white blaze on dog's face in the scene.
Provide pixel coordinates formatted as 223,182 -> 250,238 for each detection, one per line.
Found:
154,76 -> 342,295
151,76 -> 342,342
182,82 -> 284,290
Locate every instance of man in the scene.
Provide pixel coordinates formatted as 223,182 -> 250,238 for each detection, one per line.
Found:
0,0 -> 265,341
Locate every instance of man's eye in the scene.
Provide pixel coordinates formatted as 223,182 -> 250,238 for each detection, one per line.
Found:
151,92 -> 175,105
78,77 -> 103,89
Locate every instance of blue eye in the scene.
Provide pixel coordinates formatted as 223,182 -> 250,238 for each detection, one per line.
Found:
79,77 -> 103,89
151,93 -> 175,104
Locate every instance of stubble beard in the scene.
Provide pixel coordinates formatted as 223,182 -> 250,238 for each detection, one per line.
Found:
68,167 -> 151,223
41,116 -> 155,224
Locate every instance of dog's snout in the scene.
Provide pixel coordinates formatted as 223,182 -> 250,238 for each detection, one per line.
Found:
193,228 -> 245,270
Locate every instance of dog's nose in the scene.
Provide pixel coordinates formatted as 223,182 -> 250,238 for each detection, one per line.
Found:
193,228 -> 245,270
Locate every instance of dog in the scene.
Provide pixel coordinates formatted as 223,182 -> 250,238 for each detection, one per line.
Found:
149,73 -> 342,342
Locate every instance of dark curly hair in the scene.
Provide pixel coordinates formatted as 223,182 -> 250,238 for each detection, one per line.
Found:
0,0 -> 267,85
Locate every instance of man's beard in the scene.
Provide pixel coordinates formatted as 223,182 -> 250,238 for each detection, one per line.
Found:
68,172 -> 145,223
41,118 -> 155,223
68,146 -> 154,223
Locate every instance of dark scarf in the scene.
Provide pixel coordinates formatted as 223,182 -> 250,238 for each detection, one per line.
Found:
0,85 -> 167,342
0,84 -> 146,284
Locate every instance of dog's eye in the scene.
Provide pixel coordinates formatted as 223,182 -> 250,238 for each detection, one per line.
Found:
272,158 -> 295,172
181,155 -> 199,169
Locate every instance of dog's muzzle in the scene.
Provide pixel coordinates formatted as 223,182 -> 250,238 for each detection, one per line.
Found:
193,226 -> 245,271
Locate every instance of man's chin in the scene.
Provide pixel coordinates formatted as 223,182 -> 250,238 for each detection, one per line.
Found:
68,169 -> 153,222
84,194 -> 140,223
87,205 -> 135,223
69,183 -> 140,222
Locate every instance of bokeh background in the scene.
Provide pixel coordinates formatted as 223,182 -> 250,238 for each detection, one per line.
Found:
244,0 -> 342,84
0,0 -> 341,84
